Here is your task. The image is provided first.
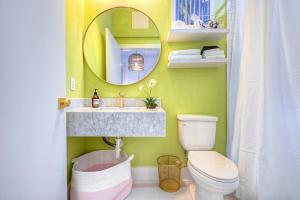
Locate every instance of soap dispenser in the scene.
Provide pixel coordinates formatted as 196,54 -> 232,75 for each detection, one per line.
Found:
92,89 -> 100,108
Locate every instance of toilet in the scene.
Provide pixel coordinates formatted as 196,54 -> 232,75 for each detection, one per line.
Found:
177,114 -> 239,200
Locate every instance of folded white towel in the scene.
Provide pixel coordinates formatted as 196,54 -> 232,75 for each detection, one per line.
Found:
203,53 -> 225,58
204,48 -> 222,52
203,54 -> 226,59
169,49 -> 201,56
169,54 -> 203,61
203,50 -> 225,56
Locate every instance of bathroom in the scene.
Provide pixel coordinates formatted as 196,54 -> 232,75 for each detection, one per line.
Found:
0,0 -> 299,200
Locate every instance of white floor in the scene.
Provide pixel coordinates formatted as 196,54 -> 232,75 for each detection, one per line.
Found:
126,183 -> 195,200
126,182 -> 237,200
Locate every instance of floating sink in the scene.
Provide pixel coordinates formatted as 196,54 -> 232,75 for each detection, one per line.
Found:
67,105 -> 166,137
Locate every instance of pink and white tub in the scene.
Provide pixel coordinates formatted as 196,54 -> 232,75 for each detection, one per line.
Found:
70,150 -> 134,200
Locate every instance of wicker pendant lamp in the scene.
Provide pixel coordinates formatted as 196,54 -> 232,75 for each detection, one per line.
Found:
128,52 -> 144,71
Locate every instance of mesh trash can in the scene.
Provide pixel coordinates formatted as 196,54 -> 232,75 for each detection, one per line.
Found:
157,155 -> 181,192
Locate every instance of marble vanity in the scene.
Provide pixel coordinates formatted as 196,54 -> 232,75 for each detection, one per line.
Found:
67,98 -> 166,137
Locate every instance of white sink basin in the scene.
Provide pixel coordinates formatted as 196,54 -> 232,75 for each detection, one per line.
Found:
67,106 -> 166,137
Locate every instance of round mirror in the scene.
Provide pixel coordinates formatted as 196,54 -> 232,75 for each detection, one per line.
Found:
83,7 -> 161,85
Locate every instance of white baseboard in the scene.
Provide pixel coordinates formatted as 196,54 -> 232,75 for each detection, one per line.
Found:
131,167 -> 193,184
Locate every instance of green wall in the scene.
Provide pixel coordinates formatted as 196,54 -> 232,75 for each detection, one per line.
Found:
66,0 -> 85,98
84,10 -> 113,79
66,0 -> 227,182
112,8 -> 159,38
66,0 -> 86,182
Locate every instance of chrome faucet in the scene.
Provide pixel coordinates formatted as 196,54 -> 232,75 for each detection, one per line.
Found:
118,92 -> 125,108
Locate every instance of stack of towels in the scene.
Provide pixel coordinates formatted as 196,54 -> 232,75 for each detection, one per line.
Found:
168,47 -> 226,63
168,49 -> 202,62
201,47 -> 225,59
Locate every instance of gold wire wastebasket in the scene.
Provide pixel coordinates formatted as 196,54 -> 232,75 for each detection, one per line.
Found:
157,155 -> 181,192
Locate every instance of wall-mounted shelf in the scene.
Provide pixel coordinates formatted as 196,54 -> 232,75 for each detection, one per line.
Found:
167,28 -> 228,42
168,58 -> 227,68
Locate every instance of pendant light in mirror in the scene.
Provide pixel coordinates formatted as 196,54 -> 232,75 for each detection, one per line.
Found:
128,53 -> 144,71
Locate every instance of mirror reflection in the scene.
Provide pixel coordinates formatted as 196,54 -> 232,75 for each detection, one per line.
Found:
83,7 -> 161,85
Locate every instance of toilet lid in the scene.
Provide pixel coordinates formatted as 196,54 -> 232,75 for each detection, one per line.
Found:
188,151 -> 238,182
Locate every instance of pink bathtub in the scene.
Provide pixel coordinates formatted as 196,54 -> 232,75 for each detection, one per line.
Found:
70,150 -> 134,200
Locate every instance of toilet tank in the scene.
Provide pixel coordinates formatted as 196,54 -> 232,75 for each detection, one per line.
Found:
177,114 -> 218,151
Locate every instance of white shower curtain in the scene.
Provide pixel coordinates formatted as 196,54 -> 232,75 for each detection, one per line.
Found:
227,0 -> 300,199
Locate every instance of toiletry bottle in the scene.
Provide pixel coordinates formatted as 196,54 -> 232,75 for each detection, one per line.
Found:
92,89 -> 100,108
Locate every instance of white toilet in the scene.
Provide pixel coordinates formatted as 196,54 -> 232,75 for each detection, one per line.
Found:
177,114 -> 239,200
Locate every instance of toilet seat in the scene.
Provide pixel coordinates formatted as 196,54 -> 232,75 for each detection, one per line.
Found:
188,151 -> 238,183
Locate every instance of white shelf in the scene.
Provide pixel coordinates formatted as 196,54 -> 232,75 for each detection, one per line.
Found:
168,58 -> 227,68
167,28 -> 228,42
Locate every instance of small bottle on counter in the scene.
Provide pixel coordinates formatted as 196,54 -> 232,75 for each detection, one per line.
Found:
92,89 -> 100,108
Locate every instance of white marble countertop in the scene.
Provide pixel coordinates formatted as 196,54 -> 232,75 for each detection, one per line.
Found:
67,98 -> 166,137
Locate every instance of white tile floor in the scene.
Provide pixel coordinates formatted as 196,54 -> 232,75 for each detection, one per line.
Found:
126,183 -> 238,200
126,183 -> 195,200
